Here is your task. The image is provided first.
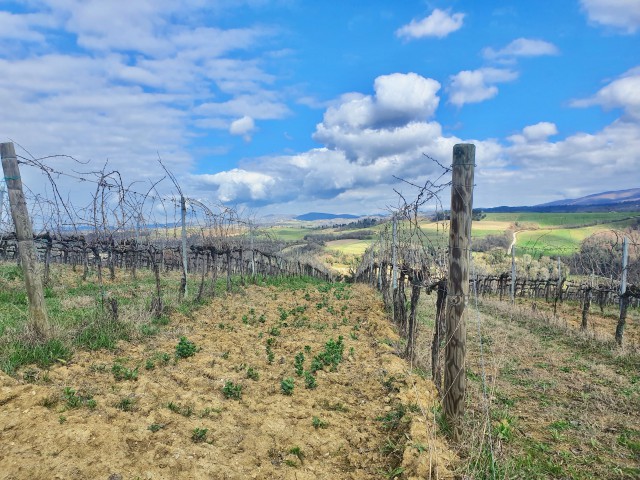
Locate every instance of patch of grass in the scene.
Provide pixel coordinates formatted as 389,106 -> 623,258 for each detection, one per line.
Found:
115,396 -> 135,412
281,377 -> 295,395
0,337 -> 72,375
75,318 -> 131,351
222,381 -> 242,400
148,423 -> 165,432
303,371 -> 317,389
175,337 -> 197,358
246,366 -> 259,381
312,416 -> 328,429
62,387 -> 95,410
294,352 -> 305,376
310,336 -> 344,373
111,362 -> 138,381
167,401 -> 194,417
191,427 -> 208,443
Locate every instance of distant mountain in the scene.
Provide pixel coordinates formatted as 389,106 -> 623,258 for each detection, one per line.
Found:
485,188 -> 640,213
539,188 -> 640,207
295,212 -> 360,221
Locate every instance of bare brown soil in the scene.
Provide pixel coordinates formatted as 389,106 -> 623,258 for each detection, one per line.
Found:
0,283 -> 454,479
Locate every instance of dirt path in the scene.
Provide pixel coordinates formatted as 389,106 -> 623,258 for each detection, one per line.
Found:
0,282 -> 453,479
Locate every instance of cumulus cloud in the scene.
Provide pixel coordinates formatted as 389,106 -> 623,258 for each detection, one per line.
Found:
0,1 -> 289,198
229,116 -> 256,141
483,38 -> 559,61
571,67 -> 640,119
448,68 -> 518,106
396,8 -> 465,40
194,169 -> 276,203
508,122 -> 558,143
581,0 -> 640,34
311,73 -> 441,162
191,65 -> 640,212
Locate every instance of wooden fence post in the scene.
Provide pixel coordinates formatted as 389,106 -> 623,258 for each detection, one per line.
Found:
1,142 -> 50,337
615,237 -> 629,345
180,195 -> 188,298
0,181 -> 5,224
511,245 -> 516,304
444,143 -> 475,441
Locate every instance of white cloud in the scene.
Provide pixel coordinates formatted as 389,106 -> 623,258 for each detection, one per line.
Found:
312,73 -> 441,162
229,116 -> 256,141
193,169 -> 276,203
192,65 -> 640,213
448,68 -> 518,106
0,11 -> 55,43
396,8 -> 465,40
571,67 -> 640,119
0,1 -> 291,208
508,122 -> 558,143
483,38 -> 559,60
581,0 -> 640,34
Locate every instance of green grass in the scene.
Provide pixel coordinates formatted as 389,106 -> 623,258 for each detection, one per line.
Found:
484,212 -> 639,227
267,227 -> 310,241
0,262 -> 232,375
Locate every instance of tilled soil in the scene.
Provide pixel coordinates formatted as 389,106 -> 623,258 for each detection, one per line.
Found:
0,282 -> 454,479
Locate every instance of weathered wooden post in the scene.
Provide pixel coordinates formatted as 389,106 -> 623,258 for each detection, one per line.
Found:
0,181 -> 5,223
444,143 -> 474,441
615,237 -> 629,345
1,142 -> 50,337
510,245 -> 516,304
180,195 -> 188,298
392,214 -> 398,290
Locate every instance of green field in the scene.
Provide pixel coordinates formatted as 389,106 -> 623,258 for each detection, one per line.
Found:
266,211 -> 640,259
484,212 -> 640,228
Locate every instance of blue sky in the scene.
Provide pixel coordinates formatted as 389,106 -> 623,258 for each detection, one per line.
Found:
1,0 -> 639,216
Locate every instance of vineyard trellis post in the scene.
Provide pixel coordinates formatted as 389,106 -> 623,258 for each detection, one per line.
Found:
0,180 -> 5,223
511,244 -> 516,304
1,142 -> 50,337
615,236 -> 629,345
180,195 -> 188,297
444,143 -> 475,441
392,213 -> 398,290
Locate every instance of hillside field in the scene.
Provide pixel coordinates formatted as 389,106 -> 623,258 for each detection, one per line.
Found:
268,211 -> 640,259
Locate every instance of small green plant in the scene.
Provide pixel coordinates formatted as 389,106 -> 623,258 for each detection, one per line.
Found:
191,427 -> 208,443
269,326 -> 281,337
167,401 -> 194,417
494,417 -> 514,442
294,352 -> 305,376
221,351 -> 230,360
116,396 -> 135,412
266,344 -> 275,364
246,367 -> 259,381
62,387 -> 95,410
382,466 -> 405,479
175,337 -> 197,358
312,416 -> 328,429
281,377 -> 295,395
112,363 -> 138,381
310,336 -> 344,373
304,345 -> 311,354
145,359 -> 155,370
58,415 -> 66,424
289,446 -> 304,462
303,371 -> 317,389
377,403 -> 407,431
148,423 -> 165,432
222,381 -> 243,400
